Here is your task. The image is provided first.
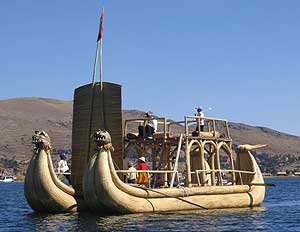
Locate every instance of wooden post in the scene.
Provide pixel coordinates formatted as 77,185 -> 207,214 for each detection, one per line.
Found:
210,144 -> 216,186
216,144 -> 222,186
164,118 -> 167,139
185,116 -> 188,136
213,120 -> 216,135
228,142 -> 236,185
200,143 -> 206,186
185,117 -> 192,187
185,141 -> 191,187
162,144 -> 170,188
100,39 -> 103,90
170,133 -> 183,187
225,121 -> 230,139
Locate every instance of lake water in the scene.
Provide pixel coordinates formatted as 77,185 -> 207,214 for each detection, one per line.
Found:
0,178 -> 299,231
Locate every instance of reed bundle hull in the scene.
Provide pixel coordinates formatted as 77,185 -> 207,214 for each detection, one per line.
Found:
83,148 -> 265,214
24,131 -> 79,213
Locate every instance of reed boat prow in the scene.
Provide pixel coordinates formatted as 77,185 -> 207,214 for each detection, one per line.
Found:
235,144 -> 266,204
24,131 -> 78,213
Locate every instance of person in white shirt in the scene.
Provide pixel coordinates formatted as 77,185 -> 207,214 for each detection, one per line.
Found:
57,153 -> 71,184
196,108 -> 205,131
138,111 -> 158,139
192,107 -> 205,137
126,161 -> 137,184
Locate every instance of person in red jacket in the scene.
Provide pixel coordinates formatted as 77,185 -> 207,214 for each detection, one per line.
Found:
137,157 -> 149,185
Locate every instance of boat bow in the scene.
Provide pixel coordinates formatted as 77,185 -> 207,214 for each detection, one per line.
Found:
24,131 -> 78,212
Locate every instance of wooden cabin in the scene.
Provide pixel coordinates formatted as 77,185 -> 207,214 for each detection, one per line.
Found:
122,115 -> 250,188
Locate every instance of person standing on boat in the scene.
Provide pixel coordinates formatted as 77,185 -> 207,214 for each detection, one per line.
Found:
137,157 -> 149,186
195,107 -> 205,132
57,153 -> 71,184
138,111 -> 158,139
126,161 -> 137,184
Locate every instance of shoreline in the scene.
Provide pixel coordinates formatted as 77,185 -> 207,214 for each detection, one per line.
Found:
263,175 -> 300,178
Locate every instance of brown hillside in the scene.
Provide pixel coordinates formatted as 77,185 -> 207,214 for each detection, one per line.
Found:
0,98 -> 72,172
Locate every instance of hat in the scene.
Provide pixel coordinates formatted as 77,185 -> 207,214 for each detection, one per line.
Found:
145,111 -> 153,117
138,157 -> 146,162
60,153 -> 67,160
196,107 -> 202,112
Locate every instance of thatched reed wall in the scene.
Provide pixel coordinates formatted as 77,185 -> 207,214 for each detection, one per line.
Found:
71,82 -> 123,195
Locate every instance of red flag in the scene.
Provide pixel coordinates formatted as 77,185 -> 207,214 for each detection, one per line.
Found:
97,7 -> 104,41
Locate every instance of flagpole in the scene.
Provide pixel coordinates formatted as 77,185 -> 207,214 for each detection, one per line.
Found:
92,42 -> 100,85
87,7 -> 104,160
92,7 -> 104,86
100,38 -> 103,90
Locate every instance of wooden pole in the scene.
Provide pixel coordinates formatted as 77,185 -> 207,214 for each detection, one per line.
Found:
200,143 -> 206,186
87,40 -> 100,162
92,41 -> 100,84
100,38 -> 103,90
185,116 -> 192,187
216,144 -> 222,186
229,142 -> 236,185
170,133 -> 183,187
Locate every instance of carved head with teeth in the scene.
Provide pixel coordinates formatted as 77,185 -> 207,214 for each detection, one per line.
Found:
92,129 -> 114,152
32,130 -> 52,151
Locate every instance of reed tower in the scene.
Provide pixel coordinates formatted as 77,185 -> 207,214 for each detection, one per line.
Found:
71,82 -> 123,195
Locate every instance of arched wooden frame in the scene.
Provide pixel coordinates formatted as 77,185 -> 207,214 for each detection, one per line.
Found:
216,142 -> 235,185
185,140 -> 201,187
202,141 -> 217,186
187,140 -> 218,186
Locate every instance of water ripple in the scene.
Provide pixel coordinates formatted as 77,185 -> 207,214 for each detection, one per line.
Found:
0,178 -> 299,231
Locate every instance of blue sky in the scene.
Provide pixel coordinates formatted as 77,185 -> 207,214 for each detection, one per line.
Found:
0,1 -> 300,135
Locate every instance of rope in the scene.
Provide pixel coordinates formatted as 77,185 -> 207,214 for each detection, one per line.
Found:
86,84 -> 96,163
112,158 -> 120,170
134,185 -> 208,210
100,84 -> 107,130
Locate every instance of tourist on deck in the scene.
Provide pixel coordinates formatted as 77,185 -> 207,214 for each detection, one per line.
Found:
192,107 -> 205,136
126,161 -> 137,184
193,107 -> 204,136
57,153 -> 71,184
138,111 -> 158,139
137,157 -> 149,186
195,107 -> 205,132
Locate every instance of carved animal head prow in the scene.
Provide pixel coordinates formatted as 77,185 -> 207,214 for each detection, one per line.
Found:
32,130 -> 52,151
92,129 -> 114,152
236,144 -> 268,153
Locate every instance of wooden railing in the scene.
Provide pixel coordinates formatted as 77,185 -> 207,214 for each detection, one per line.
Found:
116,170 -> 180,188
124,117 -> 167,139
184,116 -> 231,139
124,115 -> 231,140
194,169 -> 255,186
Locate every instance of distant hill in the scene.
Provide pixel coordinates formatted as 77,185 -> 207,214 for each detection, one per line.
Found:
0,97 -> 299,175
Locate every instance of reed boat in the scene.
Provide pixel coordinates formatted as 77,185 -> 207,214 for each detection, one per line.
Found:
23,84 -> 268,214
82,117 -> 266,213
24,131 -> 81,212
24,83 -> 267,214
